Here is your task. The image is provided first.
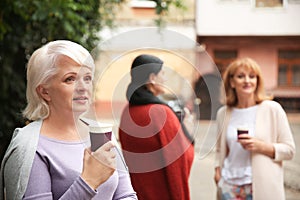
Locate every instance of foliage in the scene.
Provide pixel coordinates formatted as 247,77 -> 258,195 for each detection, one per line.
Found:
153,0 -> 187,27
0,0 -> 186,160
0,0 -> 124,160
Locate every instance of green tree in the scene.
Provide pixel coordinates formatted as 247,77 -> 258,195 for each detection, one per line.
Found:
153,0 -> 187,27
0,0 -> 186,160
0,0 -> 125,160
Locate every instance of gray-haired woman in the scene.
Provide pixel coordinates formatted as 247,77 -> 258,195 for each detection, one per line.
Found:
0,40 -> 137,200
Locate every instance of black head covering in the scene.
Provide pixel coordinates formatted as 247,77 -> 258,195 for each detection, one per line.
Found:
126,54 -> 164,103
130,54 -> 163,85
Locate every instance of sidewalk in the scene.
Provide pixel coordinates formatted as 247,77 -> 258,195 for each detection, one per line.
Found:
189,149 -> 216,199
189,119 -> 300,200
284,116 -> 300,199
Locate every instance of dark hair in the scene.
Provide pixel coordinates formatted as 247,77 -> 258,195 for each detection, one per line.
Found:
130,54 -> 163,84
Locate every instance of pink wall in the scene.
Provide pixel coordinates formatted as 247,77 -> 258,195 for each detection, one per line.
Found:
204,45 -> 278,90
239,47 -> 278,90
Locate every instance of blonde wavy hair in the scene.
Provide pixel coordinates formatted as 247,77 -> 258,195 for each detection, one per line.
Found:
222,57 -> 272,107
23,40 -> 95,120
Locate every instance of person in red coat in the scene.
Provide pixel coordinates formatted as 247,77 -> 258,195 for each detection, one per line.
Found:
119,54 -> 194,200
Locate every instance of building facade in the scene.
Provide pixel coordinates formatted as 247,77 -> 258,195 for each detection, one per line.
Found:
93,0 -> 300,122
195,0 -> 300,116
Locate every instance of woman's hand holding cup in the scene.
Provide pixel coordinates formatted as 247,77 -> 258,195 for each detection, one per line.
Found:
81,141 -> 116,190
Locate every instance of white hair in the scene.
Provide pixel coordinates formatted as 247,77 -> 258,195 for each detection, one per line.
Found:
23,40 -> 95,120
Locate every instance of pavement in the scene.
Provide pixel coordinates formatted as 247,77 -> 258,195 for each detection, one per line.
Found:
189,115 -> 300,200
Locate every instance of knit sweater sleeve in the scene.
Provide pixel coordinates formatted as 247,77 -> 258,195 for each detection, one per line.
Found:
23,152 -> 97,200
270,101 -> 296,161
1,121 -> 41,200
214,111 -> 222,168
214,106 -> 229,168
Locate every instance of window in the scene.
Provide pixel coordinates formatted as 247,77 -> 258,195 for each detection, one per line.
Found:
130,0 -> 156,8
288,0 -> 300,3
255,0 -> 284,7
214,50 -> 238,75
278,50 -> 300,87
219,0 -> 249,1
292,65 -> 300,85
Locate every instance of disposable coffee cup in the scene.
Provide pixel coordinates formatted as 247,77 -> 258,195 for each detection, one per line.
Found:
237,127 -> 249,138
89,123 -> 113,152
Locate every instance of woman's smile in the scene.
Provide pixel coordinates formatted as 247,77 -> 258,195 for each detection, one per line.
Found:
73,96 -> 89,104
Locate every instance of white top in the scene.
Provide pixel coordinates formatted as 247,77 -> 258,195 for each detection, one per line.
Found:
222,105 -> 258,185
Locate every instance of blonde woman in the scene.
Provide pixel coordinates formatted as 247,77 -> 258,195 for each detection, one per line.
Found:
214,57 -> 295,200
0,40 -> 137,200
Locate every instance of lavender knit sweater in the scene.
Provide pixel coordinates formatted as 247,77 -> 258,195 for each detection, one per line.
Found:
0,120 -> 137,200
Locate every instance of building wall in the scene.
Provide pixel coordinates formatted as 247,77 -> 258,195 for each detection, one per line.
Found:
116,0 -> 195,22
92,0 -> 200,121
239,46 -> 278,89
94,49 -> 197,102
93,47 -> 198,122
196,0 -> 300,36
196,35 -> 300,114
93,0 -> 300,119
200,35 -> 300,89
